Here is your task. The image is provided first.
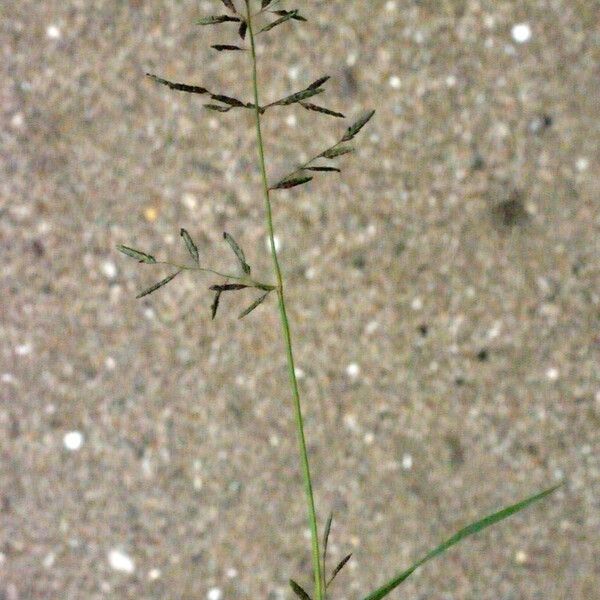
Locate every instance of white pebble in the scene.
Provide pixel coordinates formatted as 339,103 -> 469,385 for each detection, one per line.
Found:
207,587 -> 223,600
575,157 -> 589,172
101,261 -> 117,279
511,23 -> 532,44
346,362 -> 361,379
15,343 -> 32,356
226,567 -> 238,578
10,113 -> 24,129
514,550 -> 528,564
43,552 -> 55,569
385,1 -> 397,11
402,453 -> 413,470
63,431 -> 84,451
46,25 -> 61,40
294,367 -> 305,379
411,297 -> 423,311
546,367 -> 559,381
286,114 -> 297,127
389,75 -> 401,89
1,373 -> 17,384
108,549 -> 135,574
182,192 -> 198,210
105,356 -> 116,370
148,568 -> 162,581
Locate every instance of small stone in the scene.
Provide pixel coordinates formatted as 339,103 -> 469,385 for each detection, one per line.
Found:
101,261 -> 117,279
226,567 -> 238,578
108,549 -> 135,574
207,587 -> 223,600
511,23 -> 532,44
63,431 -> 84,451
389,75 -> 401,89
514,550 -> 528,564
182,192 -> 198,210
286,114 -> 297,127
411,297 -> 423,311
46,25 -> 61,40
346,362 -> 361,379
546,367 -> 559,381
402,453 -> 413,470
148,568 -> 162,581
15,343 -> 32,356
575,157 -> 589,172
144,206 -> 158,222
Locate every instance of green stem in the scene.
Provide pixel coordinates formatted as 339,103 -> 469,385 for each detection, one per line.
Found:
245,3 -> 323,599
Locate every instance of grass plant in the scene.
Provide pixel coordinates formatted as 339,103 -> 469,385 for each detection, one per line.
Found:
117,2 -> 560,598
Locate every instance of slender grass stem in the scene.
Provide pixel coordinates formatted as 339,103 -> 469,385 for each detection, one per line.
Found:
245,3 -> 323,598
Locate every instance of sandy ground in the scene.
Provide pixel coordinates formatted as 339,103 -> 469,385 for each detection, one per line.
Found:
1,0 -> 599,598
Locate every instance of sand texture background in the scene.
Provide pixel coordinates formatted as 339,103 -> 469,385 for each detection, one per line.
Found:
1,0 -> 599,598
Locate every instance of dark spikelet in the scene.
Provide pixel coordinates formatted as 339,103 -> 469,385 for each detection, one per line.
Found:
212,44 -> 244,51
321,145 -> 354,159
117,245 -> 157,264
261,0 -> 273,7
271,175 -> 313,190
223,232 -> 251,274
204,104 -> 232,112
196,15 -> 241,25
259,10 -> 302,32
307,166 -> 341,172
327,554 -> 352,587
210,94 -> 247,107
306,75 -> 330,90
146,74 -> 209,95
136,271 -> 180,299
238,20 -> 247,40
211,290 -> 222,320
180,228 -> 199,263
209,284 -> 249,292
274,88 -> 323,106
341,109 -> 376,142
238,292 -> 269,319
273,9 -> 307,21
289,580 -> 312,600
220,0 -> 236,12
300,102 -> 345,118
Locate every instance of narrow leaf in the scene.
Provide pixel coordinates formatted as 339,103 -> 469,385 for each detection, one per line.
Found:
212,44 -> 244,51
117,245 -> 156,264
136,271 -> 180,299
341,109 -> 376,142
223,232 -> 251,275
146,74 -> 209,95
307,166 -> 341,172
180,228 -> 199,263
259,10 -> 301,32
196,15 -> 241,25
300,102 -> 345,118
323,512 -> 333,569
271,175 -> 313,190
238,20 -> 247,40
307,75 -> 330,90
238,292 -> 269,319
321,145 -> 354,159
289,580 -> 312,600
327,554 -> 352,587
211,290 -> 222,320
274,88 -> 323,106
361,484 -> 562,600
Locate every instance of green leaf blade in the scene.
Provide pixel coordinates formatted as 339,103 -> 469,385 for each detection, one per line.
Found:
361,484 -> 561,600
